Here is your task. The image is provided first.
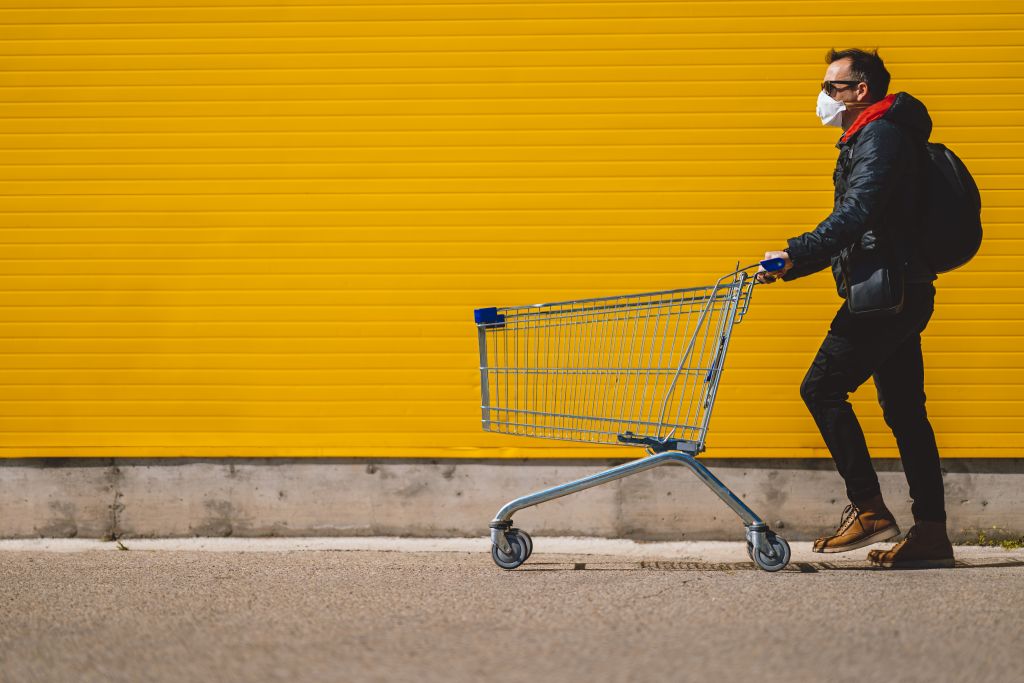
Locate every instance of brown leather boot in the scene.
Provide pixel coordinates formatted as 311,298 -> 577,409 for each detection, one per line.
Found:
867,520 -> 955,569
812,494 -> 900,553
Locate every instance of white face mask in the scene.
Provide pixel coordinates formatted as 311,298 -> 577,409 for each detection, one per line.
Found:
816,89 -> 847,128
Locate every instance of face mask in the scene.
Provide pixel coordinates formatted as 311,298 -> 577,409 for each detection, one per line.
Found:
816,89 -> 846,128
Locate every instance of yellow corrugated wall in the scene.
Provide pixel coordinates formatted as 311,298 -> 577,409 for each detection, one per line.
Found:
0,0 -> 1021,458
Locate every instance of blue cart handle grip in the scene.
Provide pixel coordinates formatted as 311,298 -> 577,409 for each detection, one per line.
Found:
760,257 -> 787,272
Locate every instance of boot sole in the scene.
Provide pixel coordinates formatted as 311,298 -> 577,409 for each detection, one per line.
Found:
869,557 -> 955,569
812,525 -> 901,554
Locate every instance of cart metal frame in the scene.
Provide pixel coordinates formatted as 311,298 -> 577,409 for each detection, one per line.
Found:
474,260 -> 791,571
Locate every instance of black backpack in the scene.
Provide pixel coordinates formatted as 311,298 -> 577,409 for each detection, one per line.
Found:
918,142 -> 983,273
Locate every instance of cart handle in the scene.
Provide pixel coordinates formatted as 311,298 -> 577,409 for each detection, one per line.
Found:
759,257 -> 787,272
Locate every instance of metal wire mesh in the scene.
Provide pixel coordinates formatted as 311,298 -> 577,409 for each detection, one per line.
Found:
476,274 -> 756,450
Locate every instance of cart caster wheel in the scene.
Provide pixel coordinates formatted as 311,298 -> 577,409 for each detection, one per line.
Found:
751,532 -> 790,572
512,528 -> 533,559
746,541 -> 754,562
492,531 -> 529,570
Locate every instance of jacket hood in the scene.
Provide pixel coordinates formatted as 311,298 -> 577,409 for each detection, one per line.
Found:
840,91 -> 932,144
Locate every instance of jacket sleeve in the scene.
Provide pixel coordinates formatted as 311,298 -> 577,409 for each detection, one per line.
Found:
780,250 -> 830,281
785,120 -> 906,268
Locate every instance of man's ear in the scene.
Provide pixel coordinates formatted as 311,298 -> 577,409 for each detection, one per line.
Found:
856,82 -> 871,102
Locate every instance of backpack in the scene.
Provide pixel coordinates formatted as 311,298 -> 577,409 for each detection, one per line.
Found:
918,142 -> 983,273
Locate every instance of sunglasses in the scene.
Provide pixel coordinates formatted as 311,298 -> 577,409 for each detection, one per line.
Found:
821,80 -> 862,96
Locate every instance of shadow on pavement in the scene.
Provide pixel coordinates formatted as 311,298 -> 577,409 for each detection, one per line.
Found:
517,558 -> 1024,573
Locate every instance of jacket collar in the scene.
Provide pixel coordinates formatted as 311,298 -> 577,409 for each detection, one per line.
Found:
839,93 -> 897,143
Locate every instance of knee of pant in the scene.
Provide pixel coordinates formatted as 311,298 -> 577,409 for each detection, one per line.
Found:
800,374 -> 835,409
800,375 -> 853,412
881,402 -> 928,430
799,376 -> 816,408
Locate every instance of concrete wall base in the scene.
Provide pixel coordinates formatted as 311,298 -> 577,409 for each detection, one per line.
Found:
1,458 -> 1021,542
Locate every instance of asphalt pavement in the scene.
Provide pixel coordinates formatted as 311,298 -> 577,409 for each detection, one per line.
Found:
1,538 -> 1021,683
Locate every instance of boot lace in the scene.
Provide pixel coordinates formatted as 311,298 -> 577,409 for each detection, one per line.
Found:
836,504 -> 861,534
889,525 -> 918,552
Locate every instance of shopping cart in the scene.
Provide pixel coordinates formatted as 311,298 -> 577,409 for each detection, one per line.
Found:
474,259 -> 791,572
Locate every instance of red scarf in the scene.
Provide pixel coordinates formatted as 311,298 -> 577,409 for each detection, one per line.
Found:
840,93 -> 897,142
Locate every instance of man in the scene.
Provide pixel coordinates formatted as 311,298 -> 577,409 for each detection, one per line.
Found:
756,49 -> 954,568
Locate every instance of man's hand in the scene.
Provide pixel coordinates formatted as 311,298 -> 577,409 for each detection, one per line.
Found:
755,250 -> 794,284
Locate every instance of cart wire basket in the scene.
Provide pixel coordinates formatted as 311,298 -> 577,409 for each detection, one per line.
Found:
475,260 -> 792,571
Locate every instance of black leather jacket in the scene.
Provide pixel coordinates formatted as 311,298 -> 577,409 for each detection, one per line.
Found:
783,92 -> 936,293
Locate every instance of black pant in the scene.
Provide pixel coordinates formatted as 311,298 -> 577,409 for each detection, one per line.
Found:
799,283 -> 945,522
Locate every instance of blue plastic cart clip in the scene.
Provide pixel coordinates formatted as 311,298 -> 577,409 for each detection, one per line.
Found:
474,307 -> 506,325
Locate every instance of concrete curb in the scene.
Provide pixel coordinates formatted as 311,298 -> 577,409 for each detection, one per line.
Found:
2,458 -> 1022,541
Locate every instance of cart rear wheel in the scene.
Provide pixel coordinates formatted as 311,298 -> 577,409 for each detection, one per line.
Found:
751,533 -> 790,572
512,528 -> 533,559
491,532 -> 529,570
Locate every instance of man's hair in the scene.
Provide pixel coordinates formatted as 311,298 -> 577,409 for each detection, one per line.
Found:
826,48 -> 890,101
